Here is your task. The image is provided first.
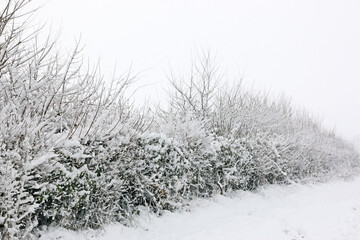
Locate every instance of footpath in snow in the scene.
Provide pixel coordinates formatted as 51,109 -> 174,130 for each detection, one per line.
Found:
41,177 -> 360,240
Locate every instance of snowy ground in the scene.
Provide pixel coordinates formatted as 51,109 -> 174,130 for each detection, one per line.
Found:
41,176 -> 360,240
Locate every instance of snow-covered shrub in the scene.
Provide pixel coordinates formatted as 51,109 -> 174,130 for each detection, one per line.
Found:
36,142 -> 98,229
97,116 -> 219,219
0,0 -> 143,237
0,151 -> 39,240
166,50 -> 360,188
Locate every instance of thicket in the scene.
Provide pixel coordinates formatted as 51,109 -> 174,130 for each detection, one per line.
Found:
1,1 -> 359,239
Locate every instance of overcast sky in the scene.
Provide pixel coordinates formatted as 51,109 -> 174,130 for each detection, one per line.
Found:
36,0 -> 360,141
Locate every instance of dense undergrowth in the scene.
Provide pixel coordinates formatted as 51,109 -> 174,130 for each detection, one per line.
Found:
1,1 -> 359,239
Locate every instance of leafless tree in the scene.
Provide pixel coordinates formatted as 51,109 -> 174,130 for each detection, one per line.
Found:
0,1 -> 147,238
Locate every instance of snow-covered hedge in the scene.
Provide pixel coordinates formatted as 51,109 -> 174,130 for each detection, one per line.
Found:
1,1 -> 359,239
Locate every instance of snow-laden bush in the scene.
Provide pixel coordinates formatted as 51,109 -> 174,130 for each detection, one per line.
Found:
0,0 -> 144,238
166,50 -> 360,186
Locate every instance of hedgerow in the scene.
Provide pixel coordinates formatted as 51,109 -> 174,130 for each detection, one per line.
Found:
1,1 -> 359,239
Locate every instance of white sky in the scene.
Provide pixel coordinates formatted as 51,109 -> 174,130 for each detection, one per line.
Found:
35,0 -> 360,141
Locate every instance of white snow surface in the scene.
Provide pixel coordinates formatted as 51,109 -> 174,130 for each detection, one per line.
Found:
40,177 -> 360,240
